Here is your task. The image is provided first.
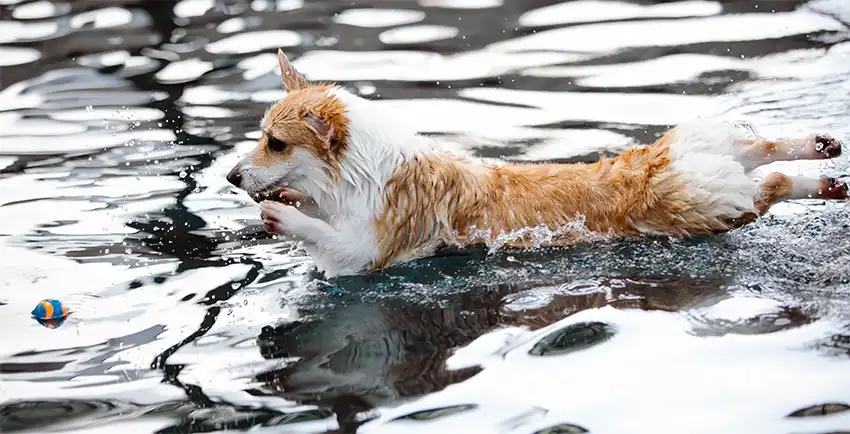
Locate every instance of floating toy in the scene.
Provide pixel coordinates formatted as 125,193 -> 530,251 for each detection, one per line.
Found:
31,299 -> 69,328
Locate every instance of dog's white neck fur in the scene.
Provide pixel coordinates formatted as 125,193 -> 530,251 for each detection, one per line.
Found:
297,88 -> 432,224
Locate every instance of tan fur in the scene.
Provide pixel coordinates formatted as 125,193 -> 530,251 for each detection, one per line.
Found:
755,172 -> 794,214
254,86 -> 350,176
248,52 -> 351,178
371,134 -> 744,269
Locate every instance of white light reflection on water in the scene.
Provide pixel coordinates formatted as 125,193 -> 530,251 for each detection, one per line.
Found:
1,0 -> 850,433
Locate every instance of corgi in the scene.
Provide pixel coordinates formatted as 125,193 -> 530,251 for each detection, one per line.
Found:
226,49 -> 847,277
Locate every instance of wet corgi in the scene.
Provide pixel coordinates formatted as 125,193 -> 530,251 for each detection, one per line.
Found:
226,49 -> 847,277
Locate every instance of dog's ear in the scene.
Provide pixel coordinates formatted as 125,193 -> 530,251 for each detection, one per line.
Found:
278,48 -> 308,92
301,110 -> 335,150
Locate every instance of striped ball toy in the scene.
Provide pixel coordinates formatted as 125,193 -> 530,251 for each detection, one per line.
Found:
31,299 -> 69,320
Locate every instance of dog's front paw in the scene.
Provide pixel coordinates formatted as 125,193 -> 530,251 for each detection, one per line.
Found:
260,200 -> 307,236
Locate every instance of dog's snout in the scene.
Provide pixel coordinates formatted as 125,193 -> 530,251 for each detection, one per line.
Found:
226,168 -> 243,187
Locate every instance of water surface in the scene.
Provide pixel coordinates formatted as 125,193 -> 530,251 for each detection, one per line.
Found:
2,0 -> 850,433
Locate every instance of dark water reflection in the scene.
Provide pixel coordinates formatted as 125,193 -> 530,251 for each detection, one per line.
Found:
2,0 -> 850,433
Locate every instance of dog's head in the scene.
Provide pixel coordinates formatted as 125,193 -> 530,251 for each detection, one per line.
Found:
226,49 -> 351,202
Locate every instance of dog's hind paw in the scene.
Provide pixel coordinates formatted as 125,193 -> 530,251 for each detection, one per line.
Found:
818,176 -> 849,200
813,134 -> 842,159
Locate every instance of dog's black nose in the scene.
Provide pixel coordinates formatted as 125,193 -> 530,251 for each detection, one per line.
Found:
226,168 -> 242,187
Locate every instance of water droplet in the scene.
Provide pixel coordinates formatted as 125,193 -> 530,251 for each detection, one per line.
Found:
179,171 -> 187,178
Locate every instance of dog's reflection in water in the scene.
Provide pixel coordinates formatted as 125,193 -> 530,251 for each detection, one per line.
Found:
254,276 -> 812,431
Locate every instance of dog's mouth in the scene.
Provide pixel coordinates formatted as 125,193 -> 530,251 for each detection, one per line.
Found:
250,188 -> 286,204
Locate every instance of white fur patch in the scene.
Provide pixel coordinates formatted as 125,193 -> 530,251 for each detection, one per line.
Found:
322,88 -> 431,219
789,175 -> 822,200
666,120 -> 759,219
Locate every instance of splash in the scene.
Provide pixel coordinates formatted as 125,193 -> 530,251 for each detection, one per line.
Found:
729,119 -> 763,140
452,214 -> 615,254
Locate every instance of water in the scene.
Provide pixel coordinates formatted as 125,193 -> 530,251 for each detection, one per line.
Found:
1,0 -> 850,432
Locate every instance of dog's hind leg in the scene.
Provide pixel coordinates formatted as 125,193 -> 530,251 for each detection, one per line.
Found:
754,172 -> 849,214
735,134 -> 842,171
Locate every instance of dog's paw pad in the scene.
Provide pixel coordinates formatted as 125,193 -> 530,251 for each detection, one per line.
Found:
814,135 -> 842,158
819,176 -> 849,199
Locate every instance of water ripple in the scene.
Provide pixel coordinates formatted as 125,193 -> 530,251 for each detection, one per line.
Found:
2,0 -> 850,433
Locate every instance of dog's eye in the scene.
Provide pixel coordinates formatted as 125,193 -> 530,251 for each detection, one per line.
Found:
267,136 -> 287,152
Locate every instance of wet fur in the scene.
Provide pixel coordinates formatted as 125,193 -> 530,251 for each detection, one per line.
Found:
226,49 -> 847,277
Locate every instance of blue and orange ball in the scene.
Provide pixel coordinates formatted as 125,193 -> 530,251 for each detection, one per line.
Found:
31,299 -> 69,328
